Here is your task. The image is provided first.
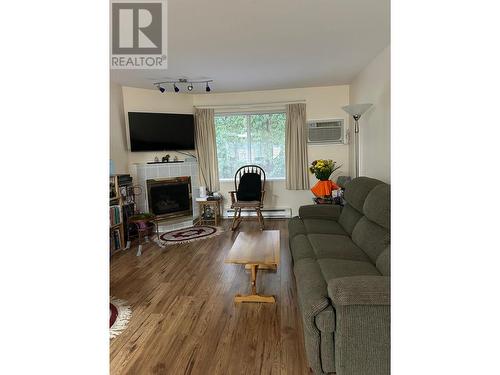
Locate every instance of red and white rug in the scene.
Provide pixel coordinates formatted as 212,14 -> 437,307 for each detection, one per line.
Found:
159,225 -> 223,245
110,297 -> 132,339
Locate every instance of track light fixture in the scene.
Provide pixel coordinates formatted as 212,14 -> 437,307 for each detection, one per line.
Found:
153,79 -> 214,93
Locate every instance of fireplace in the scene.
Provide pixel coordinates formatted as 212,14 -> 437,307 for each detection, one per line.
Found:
146,177 -> 193,220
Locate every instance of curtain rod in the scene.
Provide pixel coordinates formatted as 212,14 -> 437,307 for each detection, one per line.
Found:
193,100 -> 306,109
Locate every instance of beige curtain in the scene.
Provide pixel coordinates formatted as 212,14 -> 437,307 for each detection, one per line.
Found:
285,103 -> 309,190
194,108 -> 220,192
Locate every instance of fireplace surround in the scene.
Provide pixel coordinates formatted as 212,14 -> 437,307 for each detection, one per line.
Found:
146,177 -> 193,221
133,161 -> 200,231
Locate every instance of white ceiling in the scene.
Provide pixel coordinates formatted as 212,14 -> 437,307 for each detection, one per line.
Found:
110,0 -> 390,93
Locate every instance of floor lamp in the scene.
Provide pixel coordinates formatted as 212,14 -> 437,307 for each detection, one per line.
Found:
342,103 -> 373,178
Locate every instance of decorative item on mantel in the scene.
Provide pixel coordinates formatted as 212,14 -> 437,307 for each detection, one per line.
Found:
309,159 -> 341,198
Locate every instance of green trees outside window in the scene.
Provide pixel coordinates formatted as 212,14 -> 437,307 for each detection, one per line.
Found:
215,112 -> 286,179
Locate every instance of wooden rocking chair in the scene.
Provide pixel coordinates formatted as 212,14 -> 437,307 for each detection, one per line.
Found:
229,165 -> 266,231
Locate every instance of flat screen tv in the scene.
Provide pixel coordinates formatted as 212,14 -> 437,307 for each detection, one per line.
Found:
128,112 -> 195,151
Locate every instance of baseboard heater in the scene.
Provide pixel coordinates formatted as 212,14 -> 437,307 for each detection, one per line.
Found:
223,208 -> 292,219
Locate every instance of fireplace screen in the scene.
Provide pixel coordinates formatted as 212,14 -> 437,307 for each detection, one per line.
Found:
147,177 -> 192,219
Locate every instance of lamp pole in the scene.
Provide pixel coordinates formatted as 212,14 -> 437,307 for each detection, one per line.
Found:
353,114 -> 361,178
341,103 -> 372,179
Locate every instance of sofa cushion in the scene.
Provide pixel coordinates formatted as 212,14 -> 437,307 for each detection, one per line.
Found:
303,219 -> 348,236
351,217 -> 390,264
338,203 -> 364,235
307,234 -> 371,262
290,234 -> 316,262
288,216 -> 308,239
343,177 -> 384,212
317,258 -> 381,282
293,258 -> 331,321
363,184 -> 390,230
376,247 -> 390,276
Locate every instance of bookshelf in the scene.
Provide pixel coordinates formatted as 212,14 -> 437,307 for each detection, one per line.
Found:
110,175 -> 125,253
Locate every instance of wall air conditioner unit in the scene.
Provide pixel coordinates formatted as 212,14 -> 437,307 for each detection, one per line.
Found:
307,119 -> 345,144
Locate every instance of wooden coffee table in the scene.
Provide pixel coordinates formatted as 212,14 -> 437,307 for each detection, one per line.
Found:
224,230 -> 280,303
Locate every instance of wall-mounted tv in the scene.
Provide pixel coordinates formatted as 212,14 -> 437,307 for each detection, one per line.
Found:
128,112 -> 195,151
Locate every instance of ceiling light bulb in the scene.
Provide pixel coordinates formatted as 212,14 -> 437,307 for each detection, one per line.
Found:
173,84 -> 179,93
205,82 -> 211,92
187,83 -> 193,91
158,86 -> 165,93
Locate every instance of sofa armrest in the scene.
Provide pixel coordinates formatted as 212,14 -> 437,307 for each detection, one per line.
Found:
299,204 -> 342,221
328,276 -> 390,306
328,276 -> 391,375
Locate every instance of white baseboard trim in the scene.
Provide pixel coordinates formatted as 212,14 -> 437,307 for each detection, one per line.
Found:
223,208 -> 292,219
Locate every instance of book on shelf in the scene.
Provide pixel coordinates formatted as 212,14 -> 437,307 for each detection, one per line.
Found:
109,205 -> 122,226
111,228 -> 122,250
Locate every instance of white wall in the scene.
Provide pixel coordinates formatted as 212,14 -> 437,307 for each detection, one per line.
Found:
121,86 -> 195,165
114,84 -> 350,215
193,86 -> 350,215
349,45 -> 391,182
109,82 -> 129,174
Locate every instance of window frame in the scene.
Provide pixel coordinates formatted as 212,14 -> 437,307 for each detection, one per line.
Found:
214,110 -> 287,182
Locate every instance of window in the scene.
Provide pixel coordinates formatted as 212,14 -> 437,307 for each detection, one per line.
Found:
215,112 -> 286,179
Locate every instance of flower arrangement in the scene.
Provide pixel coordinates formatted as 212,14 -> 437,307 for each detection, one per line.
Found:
309,159 -> 342,181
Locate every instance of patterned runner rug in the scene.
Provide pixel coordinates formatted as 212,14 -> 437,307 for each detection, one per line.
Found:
159,225 -> 223,245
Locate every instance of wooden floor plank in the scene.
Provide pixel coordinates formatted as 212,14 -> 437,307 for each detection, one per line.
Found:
110,219 -> 310,375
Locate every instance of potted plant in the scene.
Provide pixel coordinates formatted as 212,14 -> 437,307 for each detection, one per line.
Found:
309,159 -> 341,198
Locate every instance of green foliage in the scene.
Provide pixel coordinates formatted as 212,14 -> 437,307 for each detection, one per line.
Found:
215,113 -> 286,179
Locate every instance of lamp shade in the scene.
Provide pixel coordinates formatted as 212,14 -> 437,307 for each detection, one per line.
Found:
341,103 -> 373,117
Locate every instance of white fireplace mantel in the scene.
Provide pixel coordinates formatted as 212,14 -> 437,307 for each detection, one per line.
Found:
132,161 -> 200,231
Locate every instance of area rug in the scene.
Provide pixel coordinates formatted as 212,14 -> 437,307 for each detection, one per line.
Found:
110,297 -> 132,339
159,225 -> 223,245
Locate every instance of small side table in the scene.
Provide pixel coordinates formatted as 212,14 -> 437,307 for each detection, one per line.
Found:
125,213 -> 158,256
196,199 -> 222,226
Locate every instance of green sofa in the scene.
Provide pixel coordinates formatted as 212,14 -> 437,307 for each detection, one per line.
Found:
288,177 -> 390,375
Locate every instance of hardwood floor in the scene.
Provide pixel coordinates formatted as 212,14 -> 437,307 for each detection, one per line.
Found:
110,219 -> 310,375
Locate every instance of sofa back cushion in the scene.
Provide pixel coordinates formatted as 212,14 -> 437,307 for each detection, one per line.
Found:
363,184 -> 390,229
351,217 -> 390,263
343,177 -> 384,212
338,203 -> 363,235
338,177 -> 391,263
339,177 -> 384,235
376,246 -> 391,276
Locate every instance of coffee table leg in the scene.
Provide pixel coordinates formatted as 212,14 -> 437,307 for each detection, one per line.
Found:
250,264 -> 257,294
234,264 -> 275,303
